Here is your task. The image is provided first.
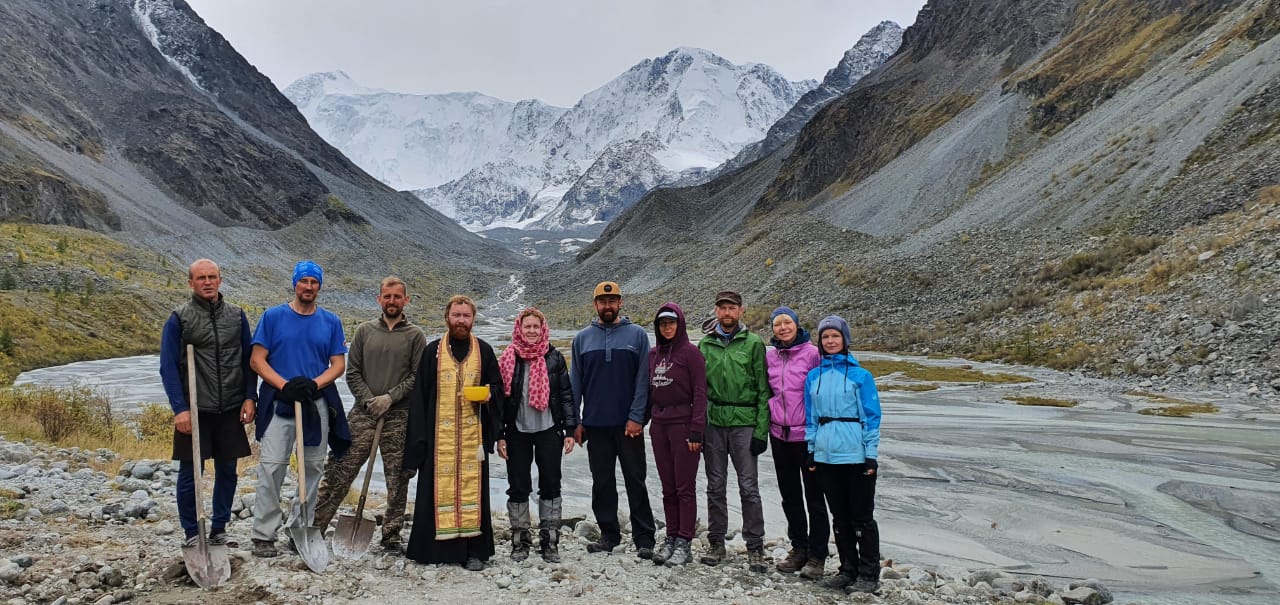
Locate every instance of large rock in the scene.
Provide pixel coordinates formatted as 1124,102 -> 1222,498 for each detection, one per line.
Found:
0,561 -> 21,583
573,520 -> 600,541
1059,586 -> 1102,605
130,463 -> 156,480
1067,579 -> 1113,604
968,569 -> 1011,586
0,443 -> 33,464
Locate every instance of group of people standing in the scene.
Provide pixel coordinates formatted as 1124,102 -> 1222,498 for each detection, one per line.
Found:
159,261 -> 882,595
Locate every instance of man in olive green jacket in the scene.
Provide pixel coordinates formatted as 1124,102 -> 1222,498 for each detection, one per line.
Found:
696,290 -> 771,572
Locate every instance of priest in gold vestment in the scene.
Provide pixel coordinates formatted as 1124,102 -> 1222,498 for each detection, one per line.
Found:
404,295 -> 503,570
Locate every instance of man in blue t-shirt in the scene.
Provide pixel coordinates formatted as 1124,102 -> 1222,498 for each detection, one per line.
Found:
248,260 -> 349,558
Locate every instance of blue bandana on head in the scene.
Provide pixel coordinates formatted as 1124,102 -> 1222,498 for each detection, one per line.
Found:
292,260 -> 323,288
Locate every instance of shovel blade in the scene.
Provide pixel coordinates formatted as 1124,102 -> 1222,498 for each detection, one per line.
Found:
181,542 -> 231,589
288,525 -> 331,572
332,513 -> 376,560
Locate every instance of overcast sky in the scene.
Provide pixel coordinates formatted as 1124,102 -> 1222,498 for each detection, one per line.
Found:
184,0 -> 926,106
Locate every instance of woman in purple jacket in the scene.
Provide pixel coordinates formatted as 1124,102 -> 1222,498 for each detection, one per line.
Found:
766,306 -> 827,579
647,302 -> 707,567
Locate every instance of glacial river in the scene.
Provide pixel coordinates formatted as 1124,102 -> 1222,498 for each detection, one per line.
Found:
15,348 -> 1279,604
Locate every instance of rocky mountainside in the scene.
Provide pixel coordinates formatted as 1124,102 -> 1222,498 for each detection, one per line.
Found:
695,21 -> 905,184
0,0 -> 524,309
529,0 -> 1280,401
287,48 -> 818,231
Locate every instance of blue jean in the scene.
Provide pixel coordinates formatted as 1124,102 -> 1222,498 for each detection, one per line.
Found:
177,458 -> 239,538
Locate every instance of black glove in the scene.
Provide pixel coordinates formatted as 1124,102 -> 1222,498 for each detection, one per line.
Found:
750,437 -> 767,456
278,377 -> 309,402
864,458 -> 878,475
806,452 -> 816,470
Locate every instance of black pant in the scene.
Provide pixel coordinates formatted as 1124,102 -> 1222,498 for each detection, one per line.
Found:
505,427 -> 563,502
586,425 -> 656,549
772,437 -> 829,559
817,463 -> 880,581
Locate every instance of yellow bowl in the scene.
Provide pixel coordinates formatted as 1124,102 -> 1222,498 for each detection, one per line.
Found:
463,385 -> 490,402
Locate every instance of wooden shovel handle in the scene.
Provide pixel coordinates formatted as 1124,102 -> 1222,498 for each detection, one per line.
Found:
353,418 -> 384,520
185,345 -> 207,524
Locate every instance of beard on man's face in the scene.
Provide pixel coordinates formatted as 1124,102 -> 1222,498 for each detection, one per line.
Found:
448,321 -> 471,339
597,308 -> 617,323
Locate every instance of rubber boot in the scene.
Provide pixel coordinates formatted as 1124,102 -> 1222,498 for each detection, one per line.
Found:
538,497 -> 562,563
508,500 -> 531,562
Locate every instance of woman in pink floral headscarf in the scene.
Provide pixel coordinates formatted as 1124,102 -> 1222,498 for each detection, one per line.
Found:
496,307 -> 577,563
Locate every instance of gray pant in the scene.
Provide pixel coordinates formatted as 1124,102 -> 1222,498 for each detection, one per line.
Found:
703,425 -> 764,549
252,398 -> 329,542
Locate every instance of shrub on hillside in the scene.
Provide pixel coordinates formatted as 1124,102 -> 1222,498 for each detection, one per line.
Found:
3,384 -> 116,442
136,402 -> 174,441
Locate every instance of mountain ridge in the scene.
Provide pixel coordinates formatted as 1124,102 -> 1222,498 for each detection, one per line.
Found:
286,45 -> 829,231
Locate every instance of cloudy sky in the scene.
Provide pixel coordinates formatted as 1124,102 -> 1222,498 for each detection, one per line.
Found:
184,0 -> 926,106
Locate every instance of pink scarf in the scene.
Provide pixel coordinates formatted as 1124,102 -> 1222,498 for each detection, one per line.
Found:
498,310 -> 550,412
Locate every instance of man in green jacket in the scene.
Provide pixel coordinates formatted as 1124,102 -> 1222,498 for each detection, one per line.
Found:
697,290 -> 771,572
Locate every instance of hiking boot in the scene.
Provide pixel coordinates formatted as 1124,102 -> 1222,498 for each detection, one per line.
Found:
652,536 -> 676,565
464,557 -> 485,571
380,536 -> 403,553
636,545 -> 655,560
822,572 -> 855,590
700,541 -> 726,566
251,539 -> 278,558
537,497 -> 562,563
208,531 -> 238,548
181,534 -> 199,548
747,547 -> 768,573
799,558 -> 825,580
539,533 -> 561,564
511,529 -> 531,562
845,580 -> 881,594
664,538 -> 692,566
776,548 -> 807,573
586,539 -> 619,554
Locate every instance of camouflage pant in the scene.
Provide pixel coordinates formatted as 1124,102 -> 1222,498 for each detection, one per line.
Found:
314,407 -> 410,543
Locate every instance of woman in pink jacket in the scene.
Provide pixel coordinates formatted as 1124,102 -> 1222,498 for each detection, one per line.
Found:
765,306 -> 827,579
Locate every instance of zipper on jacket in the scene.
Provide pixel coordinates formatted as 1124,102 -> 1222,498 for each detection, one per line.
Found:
210,305 -> 224,413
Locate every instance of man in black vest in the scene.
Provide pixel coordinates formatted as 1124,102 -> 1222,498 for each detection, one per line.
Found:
159,259 -> 257,547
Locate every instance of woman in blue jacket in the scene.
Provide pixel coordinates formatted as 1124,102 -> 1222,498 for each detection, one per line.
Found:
804,315 -> 882,594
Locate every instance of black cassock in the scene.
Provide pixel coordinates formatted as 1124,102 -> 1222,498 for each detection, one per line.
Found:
403,336 -> 504,565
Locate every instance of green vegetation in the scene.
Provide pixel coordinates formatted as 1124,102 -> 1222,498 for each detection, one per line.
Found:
0,384 -> 173,462
1138,402 -> 1219,417
0,223 -> 186,385
1129,390 -> 1218,416
860,359 -> 1033,384
880,383 -> 940,392
323,195 -> 369,225
0,488 -> 24,520
1004,395 -> 1078,408
1035,235 -> 1165,290
1017,0 -> 1233,133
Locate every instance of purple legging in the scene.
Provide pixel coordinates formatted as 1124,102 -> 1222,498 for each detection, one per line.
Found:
650,421 -> 700,540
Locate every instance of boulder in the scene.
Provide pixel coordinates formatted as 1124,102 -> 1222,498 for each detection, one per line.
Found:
0,443 -> 33,464
130,463 -> 156,481
1060,586 -> 1102,605
1067,579 -> 1112,604
0,561 -> 21,583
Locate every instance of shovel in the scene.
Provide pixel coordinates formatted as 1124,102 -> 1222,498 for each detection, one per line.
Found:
288,398 -> 331,572
333,417 -> 383,559
180,344 -> 231,589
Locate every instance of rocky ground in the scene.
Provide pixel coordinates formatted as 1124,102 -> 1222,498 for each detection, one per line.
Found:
0,437 -> 1126,605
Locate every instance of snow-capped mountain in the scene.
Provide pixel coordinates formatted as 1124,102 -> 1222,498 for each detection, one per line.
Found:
285,47 -> 815,231
284,71 -> 567,191
695,21 -> 904,183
